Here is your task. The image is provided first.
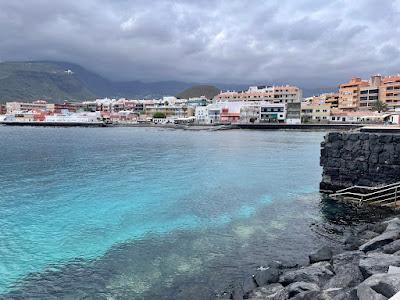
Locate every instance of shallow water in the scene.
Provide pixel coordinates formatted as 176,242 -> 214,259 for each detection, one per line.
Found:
0,127 -> 357,299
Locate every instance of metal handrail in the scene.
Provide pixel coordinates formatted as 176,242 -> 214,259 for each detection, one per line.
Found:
331,181 -> 400,208
365,187 -> 400,201
333,189 -> 398,202
335,181 -> 400,194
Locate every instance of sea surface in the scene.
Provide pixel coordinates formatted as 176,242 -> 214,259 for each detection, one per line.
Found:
0,127 -> 367,299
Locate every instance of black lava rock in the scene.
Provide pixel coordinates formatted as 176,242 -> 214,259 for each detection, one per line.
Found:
309,246 -> 333,264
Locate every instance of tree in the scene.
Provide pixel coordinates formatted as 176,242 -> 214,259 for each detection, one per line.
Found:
372,100 -> 388,113
153,112 -> 166,118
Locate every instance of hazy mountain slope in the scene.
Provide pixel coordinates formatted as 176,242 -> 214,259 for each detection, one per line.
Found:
176,85 -> 220,99
0,61 -> 195,102
0,61 -> 330,103
0,62 -> 96,102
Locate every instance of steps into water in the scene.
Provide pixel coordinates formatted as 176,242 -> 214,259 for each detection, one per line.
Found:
331,181 -> 400,209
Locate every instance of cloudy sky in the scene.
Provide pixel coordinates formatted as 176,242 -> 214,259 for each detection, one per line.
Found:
0,0 -> 399,88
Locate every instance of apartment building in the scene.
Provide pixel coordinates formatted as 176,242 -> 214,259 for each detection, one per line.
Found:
338,74 -> 400,111
53,101 -> 81,113
6,100 -> 51,113
286,102 -> 301,124
357,75 -> 381,110
195,106 -> 208,123
195,102 -> 251,124
259,103 -> 286,123
214,85 -> 302,104
240,105 -> 260,123
301,103 -> 331,123
320,93 -> 339,108
380,75 -> 400,110
359,86 -> 380,110
338,77 -> 369,110
187,97 -> 209,107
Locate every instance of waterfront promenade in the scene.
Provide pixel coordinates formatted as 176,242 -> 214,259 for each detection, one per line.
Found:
0,121 -> 366,131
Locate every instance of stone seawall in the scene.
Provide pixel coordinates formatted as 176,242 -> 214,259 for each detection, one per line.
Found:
320,132 -> 400,192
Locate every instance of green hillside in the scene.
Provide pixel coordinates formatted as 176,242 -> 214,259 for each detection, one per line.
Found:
176,85 -> 220,100
0,62 -> 96,103
0,61 -> 197,103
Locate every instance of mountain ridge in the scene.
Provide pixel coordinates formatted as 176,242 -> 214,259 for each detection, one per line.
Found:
0,61 -> 334,103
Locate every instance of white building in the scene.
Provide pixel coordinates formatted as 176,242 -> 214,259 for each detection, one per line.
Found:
259,103 -> 286,123
240,104 -> 260,123
195,101 -> 299,124
195,106 -> 209,123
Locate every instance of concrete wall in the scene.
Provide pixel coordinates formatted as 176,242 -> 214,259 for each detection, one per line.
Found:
320,132 -> 400,192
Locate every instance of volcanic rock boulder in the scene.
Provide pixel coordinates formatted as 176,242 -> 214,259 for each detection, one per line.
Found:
359,252 -> 400,278
357,273 -> 400,299
247,283 -> 288,300
325,251 -> 365,289
279,262 -> 334,286
309,246 -> 333,264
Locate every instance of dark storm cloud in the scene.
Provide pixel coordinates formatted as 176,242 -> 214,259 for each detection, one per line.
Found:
0,0 -> 399,87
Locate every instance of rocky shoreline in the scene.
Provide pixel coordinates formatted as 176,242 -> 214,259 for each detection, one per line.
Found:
217,216 -> 400,300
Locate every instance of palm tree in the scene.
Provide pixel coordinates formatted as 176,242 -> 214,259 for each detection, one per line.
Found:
372,100 -> 388,113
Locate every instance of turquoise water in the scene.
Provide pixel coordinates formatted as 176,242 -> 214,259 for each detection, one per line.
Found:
0,127 -> 331,299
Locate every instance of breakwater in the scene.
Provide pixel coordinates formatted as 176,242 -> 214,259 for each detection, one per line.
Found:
218,217 -> 400,299
320,132 -> 400,193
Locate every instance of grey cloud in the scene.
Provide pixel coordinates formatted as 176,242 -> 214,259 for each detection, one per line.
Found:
0,0 -> 399,88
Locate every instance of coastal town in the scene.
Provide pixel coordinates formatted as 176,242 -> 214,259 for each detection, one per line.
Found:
1,73 -> 400,126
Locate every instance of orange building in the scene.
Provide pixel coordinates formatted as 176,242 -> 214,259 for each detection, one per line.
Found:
306,93 -> 339,108
380,75 -> 400,110
322,93 -> 339,108
214,85 -> 302,104
338,77 -> 369,110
